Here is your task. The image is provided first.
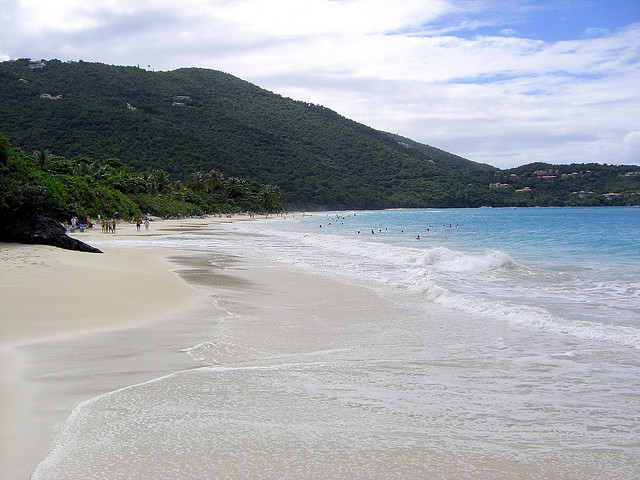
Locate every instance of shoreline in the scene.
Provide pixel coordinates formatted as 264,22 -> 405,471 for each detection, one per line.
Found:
0,215 -> 258,479
2,212 -> 638,479
16,216 -> 423,480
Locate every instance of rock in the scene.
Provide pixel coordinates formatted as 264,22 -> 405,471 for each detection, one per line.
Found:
0,216 -> 102,253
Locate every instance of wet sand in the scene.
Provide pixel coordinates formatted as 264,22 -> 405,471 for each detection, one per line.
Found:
0,217 -> 221,479
14,236 -> 411,479
0,213 -> 372,479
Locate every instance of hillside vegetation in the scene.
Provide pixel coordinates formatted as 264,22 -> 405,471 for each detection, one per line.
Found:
0,132 -> 282,227
1,58 -> 638,209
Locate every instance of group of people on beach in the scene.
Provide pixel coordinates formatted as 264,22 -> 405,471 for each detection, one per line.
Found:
101,218 -> 118,234
134,217 -> 150,231
63,216 -> 94,233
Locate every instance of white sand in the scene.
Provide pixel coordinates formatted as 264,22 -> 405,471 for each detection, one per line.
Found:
0,217 -> 219,479
0,213 -> 298,478
1,213 -> 262,344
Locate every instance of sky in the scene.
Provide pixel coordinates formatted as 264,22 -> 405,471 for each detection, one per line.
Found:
1,0 -> 639,169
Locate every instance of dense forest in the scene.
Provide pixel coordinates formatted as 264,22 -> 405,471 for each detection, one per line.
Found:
1,58 -> 638,209
0,132 -> 282,226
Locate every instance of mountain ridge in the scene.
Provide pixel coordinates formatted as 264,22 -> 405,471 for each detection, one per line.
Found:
1,58 -> 638,208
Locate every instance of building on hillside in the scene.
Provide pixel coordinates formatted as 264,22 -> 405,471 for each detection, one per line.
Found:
572,191 -> 594,198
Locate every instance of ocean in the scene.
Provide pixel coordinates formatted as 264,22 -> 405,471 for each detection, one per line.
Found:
33,207 -> 640,479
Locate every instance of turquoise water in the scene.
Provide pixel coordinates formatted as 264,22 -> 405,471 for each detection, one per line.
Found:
317,207 -> 639,263
228,207 -> 640,337
268,206 -> 638,264
34,207 -> 640,479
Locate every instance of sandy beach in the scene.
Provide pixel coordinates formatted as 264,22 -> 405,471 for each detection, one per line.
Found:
0,216 -> 232,479
3,212 -> 638,479
0,212 -> 396,479
1,212 -> 381,479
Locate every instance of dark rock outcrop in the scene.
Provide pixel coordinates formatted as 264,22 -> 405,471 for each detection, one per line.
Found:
0,216 -> 102,253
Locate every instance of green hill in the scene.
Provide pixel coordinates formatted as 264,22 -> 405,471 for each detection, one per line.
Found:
1,59 -> 638,208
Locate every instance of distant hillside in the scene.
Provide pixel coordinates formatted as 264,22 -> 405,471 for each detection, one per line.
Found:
1,59 -> 638,208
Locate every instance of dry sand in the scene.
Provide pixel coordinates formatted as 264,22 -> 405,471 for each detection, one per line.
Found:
0,216 -> 252,479
1,214 -> 260,343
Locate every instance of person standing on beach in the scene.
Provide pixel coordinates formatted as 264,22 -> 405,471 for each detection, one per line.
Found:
144,218 -> 149,231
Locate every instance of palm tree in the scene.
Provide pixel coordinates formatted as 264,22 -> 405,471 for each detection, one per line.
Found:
32,149 -> 53,170
259,184 -> 282,211
73,161 -> 107,182
224,177 -> 246,198
147,170 -> 172,194
188,171 -> 206,194
205,169 -> 225,193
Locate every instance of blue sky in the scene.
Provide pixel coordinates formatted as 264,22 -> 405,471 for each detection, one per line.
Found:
1,0 -> 638,168
433,0 -> 640,41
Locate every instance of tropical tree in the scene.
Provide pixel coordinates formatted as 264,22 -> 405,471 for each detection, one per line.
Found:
187,171 -> 206,194
73,160 -> 107,182
224,177 -> 246,198
150,169 -> 172,193
205,169 -> 225,193
259,184 -> 282,211
0,132 -> 9,164
32,149 -> 55,170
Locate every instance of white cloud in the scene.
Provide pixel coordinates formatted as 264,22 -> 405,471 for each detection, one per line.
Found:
622,131 -> 640,163
209,0 -> 453,37
1,0 -> 639,168
14,0 -> 103,33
